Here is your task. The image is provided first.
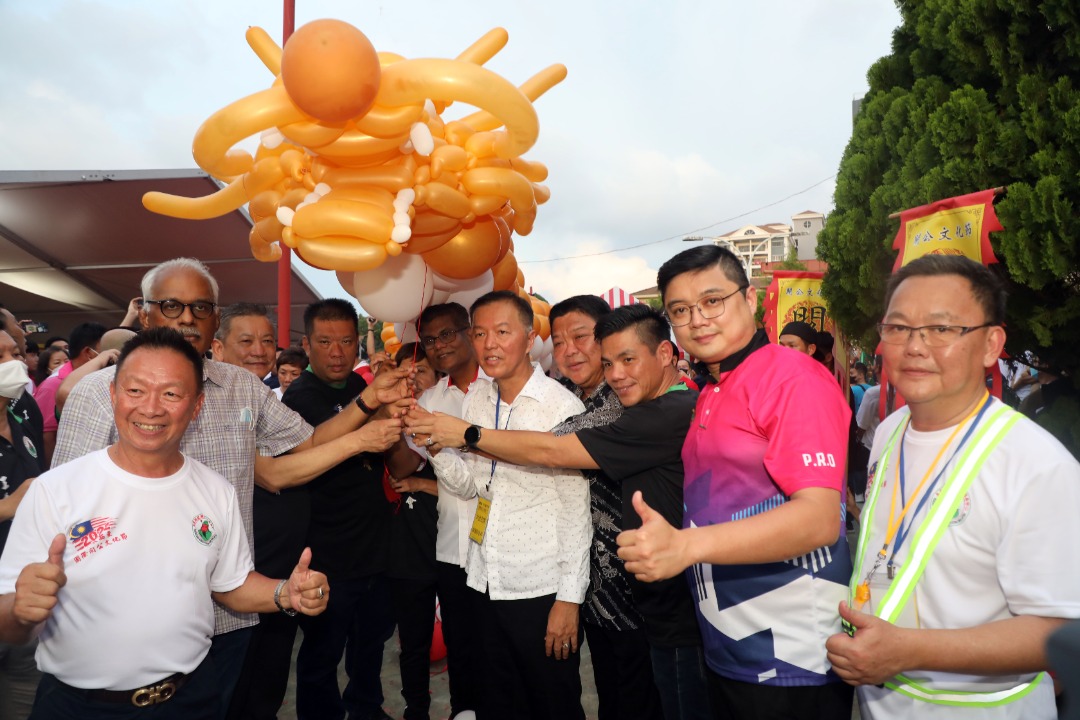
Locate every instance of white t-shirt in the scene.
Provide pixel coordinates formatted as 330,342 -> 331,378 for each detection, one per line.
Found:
412,370 -> 488,567
0,449 -> 252,690
856,385 -> 882,451
857,399 -> 1080,719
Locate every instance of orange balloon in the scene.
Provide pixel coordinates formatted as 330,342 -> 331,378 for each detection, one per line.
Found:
281,20 -> 381,123
421,218 -> 502,279
491,251 -> 518,290
296,236 -> 388,272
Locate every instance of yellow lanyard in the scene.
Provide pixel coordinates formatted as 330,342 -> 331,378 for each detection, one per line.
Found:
855,394 -> 987,605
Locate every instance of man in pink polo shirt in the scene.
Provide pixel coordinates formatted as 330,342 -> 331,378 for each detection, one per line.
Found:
618,245 -> 853,719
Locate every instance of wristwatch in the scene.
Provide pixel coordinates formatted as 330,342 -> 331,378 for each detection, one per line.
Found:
463,425 -> 482,449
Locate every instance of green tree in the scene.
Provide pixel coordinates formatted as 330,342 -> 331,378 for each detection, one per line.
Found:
818,0 -> 1080,453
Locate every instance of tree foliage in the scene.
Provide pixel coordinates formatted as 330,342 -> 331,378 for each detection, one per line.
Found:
818,0 -> 1080,450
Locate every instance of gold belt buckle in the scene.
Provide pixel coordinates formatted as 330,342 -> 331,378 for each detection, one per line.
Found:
131,680 -> 177,707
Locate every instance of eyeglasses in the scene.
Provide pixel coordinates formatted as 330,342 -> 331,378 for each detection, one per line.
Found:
664,287 -> 748,327
144,299 -> 217,320
420,327 -> 470,348
876,323 -> 995,347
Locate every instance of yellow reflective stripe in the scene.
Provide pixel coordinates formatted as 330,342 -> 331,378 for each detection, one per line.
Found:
878,405 -> 1018,621
885,671 -> 1046,707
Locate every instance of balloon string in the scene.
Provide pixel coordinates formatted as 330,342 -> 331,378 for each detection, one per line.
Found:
410,267 -> 429,400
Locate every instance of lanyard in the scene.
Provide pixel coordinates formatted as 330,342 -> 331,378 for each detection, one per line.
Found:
889,393 -> 992,571
488,385 -> 513,490
862,393 -> 990,591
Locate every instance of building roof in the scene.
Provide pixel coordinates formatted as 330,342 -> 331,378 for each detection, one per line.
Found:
0,170 -> 320,342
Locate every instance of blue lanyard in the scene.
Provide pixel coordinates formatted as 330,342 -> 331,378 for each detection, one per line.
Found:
488,385 -> 513,488
891,395 -> 993,568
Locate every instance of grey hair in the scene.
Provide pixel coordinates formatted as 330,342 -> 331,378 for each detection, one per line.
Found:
141,258 -> 220,303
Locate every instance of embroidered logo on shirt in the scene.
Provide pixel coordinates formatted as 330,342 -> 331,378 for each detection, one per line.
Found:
932,489 -> 972,526
68,517 -> 127,564
22,436 -> 37,458
192,514 -> 217,545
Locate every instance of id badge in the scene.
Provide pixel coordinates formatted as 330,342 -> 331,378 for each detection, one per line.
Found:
867,570 -> 921,629
469,497 -> 492,545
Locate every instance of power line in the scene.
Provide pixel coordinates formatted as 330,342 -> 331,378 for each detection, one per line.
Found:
518,174 -> 836,264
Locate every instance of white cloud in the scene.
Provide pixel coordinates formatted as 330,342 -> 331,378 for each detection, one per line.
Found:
519,237 -> 658,303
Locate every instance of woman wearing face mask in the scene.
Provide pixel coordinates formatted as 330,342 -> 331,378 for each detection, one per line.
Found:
0,328 -> 45,718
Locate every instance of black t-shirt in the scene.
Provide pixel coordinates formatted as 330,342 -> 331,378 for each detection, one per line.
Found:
0,404 -> 46,552
252,485 -> 311,578
282,370 -> 389,580
576,389 -> 701,647
385,462 -> 438,582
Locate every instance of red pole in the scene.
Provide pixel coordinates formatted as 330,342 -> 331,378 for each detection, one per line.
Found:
277,0 -> 296,348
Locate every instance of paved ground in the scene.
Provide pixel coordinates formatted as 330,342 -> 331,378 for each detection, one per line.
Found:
277,630 -> 600,719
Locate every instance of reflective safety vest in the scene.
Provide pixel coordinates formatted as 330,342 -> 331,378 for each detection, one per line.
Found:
849,402 -> 1046,707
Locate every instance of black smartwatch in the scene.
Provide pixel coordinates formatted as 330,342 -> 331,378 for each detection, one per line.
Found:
464,425 -> 482,449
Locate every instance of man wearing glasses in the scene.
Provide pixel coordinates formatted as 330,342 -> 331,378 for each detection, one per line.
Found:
825,255 -> 1080,720
617,245 -> 854,719
53,258 -> 406,719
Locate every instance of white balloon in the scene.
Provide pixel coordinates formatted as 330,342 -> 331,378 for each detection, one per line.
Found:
431,289 -> 452,305
334,270 -> 354,296
445,271 -> 494,311
543,336 -> 553,356
529,335 -> 543,361
393,321 -> 419,344
350,253 -> 434,323
540,353 -> 552,372
451,712 -> 476,720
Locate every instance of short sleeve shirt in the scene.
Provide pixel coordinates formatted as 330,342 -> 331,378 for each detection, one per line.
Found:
0,405 -> 46,552
682,342 -> 853,685
577,388 -> 703,647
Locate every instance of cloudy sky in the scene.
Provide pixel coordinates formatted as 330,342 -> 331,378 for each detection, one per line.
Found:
0,0 -> 901,311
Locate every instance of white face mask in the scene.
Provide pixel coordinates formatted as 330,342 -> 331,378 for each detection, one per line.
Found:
0,359 -> 29,399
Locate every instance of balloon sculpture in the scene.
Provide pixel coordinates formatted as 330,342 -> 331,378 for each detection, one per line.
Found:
143,19 -> 564,357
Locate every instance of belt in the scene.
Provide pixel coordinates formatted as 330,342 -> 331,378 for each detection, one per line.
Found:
68,671 -> 190,706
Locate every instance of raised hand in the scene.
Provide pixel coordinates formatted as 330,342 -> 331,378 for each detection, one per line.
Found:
616,491 -> 688,582
13,533 -> 67,626
286,547 -> 329,616
355,418 -> 404,453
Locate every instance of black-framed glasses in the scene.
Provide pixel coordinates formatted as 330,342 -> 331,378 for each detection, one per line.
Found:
420,327 -> 470,348
664,287 -> 748,328
876,323 -> 995,347
144,299 -> 217,320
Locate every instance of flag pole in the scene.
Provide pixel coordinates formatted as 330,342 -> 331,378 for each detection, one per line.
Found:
276,0 -> 296,348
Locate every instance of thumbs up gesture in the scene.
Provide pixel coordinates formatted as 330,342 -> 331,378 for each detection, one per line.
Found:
13,533 -> 67,626
285,547 -> 329,616
825,601 -> 908,686
616,491 -> 689,582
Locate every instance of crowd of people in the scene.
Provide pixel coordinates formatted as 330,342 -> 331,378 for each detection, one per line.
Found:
0,247 -> 1077,720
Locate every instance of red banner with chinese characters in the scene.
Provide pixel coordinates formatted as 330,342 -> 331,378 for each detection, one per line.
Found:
891,188 -> 1002,271
763,271 -> 833,343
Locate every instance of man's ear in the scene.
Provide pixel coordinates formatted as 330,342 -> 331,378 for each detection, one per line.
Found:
210,338 -> 224,361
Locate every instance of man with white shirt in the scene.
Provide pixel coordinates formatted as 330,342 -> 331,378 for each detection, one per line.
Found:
825,255 -> 1080,720
418,291 -> 591,720
0,328 -> 329,718
385,301 -> 485,719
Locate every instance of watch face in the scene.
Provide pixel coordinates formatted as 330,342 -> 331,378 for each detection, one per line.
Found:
465,425 -> 481,447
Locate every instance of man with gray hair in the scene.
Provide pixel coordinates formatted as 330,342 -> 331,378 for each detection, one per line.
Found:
53,258 -> 406,718
212,303 -> 277,383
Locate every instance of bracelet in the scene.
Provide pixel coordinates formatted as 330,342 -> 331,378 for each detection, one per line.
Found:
355,393 -> 378,415
273,579 -> 298,616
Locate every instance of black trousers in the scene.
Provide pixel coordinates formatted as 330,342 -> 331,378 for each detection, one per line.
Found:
476,591 -> 585,720
708,672 -> 854,720
225,612 -> 300,720
30,653 -> 218,720
435,561 -> 482,716
584,621 -> 664,720
388,576 -> 438,720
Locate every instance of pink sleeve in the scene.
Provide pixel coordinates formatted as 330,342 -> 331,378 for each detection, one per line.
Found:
756,365 -> 850,497
34,377 -> 60,433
